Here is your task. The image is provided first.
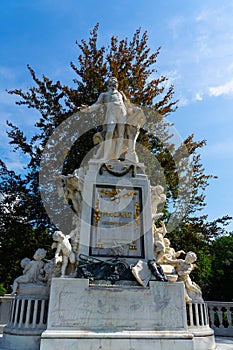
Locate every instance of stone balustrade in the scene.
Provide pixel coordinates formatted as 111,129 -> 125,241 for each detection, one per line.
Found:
0,295 -> 15,332
186,302 -> 209,328
206,301 -> 233,337
1,285 -> 50,350
8,296 -> 48,331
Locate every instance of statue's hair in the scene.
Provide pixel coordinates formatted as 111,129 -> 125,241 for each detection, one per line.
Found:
107,76 -> 118,85
20,257 -> 31,268
186,251 -> 197,260
34,248 -> 47,258
53,230 -> 65,240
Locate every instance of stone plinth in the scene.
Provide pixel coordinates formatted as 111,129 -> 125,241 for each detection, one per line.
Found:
78,160 -> 154,265
2,284 -> 49,350
40,278 -> 195,350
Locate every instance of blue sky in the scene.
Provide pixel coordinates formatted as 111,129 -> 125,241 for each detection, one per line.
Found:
0,0 -> 232,231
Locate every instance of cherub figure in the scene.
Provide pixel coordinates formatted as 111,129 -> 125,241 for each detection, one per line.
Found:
160,238 -> 186,264
166,251 -> 202,303
52,230 -> 76,277
11,248 -> 47,294
150,185 -> 166,221
68,217 -> 81,257
60,170 -> 83,215
153,221 -> 167,263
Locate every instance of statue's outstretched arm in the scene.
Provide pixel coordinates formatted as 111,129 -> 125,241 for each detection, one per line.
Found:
82,93 -> 104,113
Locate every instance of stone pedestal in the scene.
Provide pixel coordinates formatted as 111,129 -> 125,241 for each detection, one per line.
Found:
2,284 -> 49,350
78,160 -> 154,265
40,278 -> 195,350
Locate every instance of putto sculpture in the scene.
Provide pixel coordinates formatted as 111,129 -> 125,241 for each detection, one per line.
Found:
165,251 -> 203,303
59,171 -> 83,215
11,248 -> 47,294
52,230 -> 76,278
150,185 -> 166,221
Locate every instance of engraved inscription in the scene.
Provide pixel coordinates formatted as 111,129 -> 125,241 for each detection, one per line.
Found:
90,185 -> 144,258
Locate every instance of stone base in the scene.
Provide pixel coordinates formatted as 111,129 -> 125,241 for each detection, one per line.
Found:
191,328 -> 216,350
40,278 -> 196,350
41,330 -> 195,350
2,333 -> 41,350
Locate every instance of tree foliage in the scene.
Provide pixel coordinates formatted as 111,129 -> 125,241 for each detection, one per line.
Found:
206,233 -> 233,301
0,24 -> 231,295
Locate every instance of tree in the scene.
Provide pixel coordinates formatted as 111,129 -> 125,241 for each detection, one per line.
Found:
206,233 -> 233,301
0,161 -> 52,290
0,24 -> 231,294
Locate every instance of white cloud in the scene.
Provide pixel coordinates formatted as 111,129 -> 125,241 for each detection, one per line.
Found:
209,79 -> 233,97
177,96 -> 189,107
162,3 -> 233,105
195,92 -> 203,101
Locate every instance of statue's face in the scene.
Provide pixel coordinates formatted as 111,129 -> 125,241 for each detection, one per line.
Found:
107,77 -> 118,89
185,252 -> 196,264
53,232 -> 63,242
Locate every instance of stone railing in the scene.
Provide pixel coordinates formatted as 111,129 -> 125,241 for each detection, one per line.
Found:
0,295 -> 14,332
1,285 -> 49,350
8,295 -> 49,330
206,301 -> 233,337
186,302 -> 210,328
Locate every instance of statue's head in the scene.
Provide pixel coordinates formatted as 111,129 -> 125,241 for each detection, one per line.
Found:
53,230 -> 65,242
185,251 -> 197,264
107,77 -> 118,89
33,248 -> 47,261
20,257 -> 31,268
163,238 -> 170,247
151,185 -> 164,196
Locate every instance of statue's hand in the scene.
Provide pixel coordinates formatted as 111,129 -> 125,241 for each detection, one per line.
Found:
79,104 -> 89,112
51,242 -> 57,249
55,255 -> 62,264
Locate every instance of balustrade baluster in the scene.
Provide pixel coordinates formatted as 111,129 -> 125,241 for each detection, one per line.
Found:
226,307 -> 232,328
217,307 -> 224,329
18,299 -> 25,327
13,300 -> 19,327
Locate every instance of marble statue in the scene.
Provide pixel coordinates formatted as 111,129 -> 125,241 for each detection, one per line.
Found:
160,238 -> 186,264
153,221 -> 167,263
152,221 -> 202,298
52,230 -> 76,277
82,76 -> 145,162
67,217 -> 80,256
60,170 -> 83,215
11,248 -> 47,294
150,185 -> 166,221
165,251 -> 202,303
58,169 -> 83,257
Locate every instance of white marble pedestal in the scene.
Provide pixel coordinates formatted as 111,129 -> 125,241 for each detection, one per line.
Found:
40,278 -> 195,350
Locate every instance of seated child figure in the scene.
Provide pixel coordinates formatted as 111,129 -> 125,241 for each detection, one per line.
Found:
11,248 -> 46,294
